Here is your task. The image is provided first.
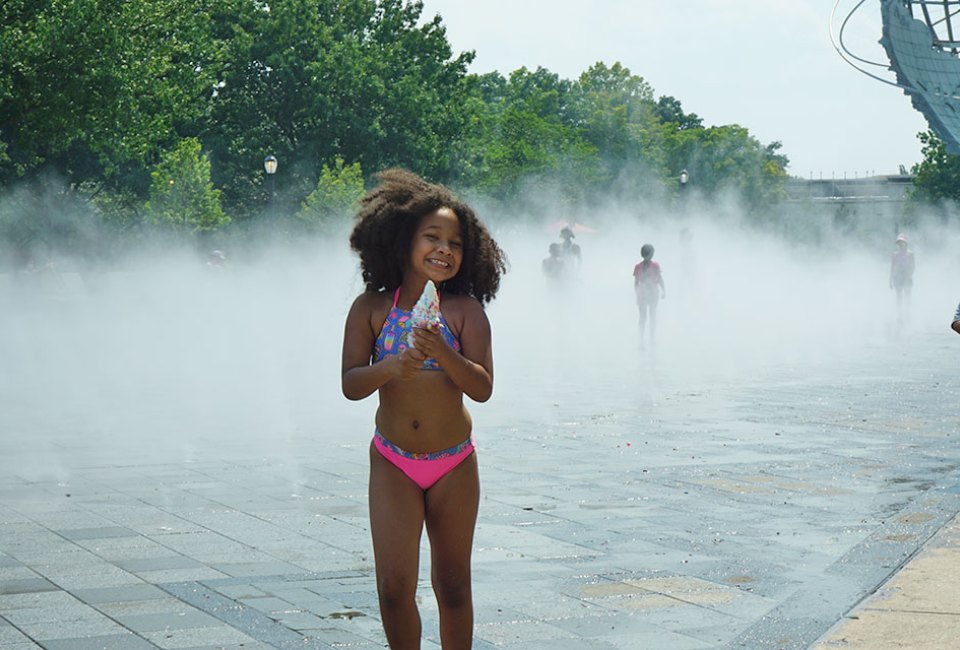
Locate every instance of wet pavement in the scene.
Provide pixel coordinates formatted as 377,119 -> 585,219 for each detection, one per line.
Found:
1,265 -> 959,649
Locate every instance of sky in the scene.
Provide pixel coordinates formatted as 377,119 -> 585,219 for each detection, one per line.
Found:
418,0 -> 930,179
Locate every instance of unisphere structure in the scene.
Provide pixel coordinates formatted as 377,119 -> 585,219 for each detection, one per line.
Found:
833,0 -> 960,153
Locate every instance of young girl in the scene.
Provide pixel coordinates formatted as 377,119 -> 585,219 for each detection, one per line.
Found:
633,243 -> 666,347
341,169 -> 506,649
889,234 -> 915,323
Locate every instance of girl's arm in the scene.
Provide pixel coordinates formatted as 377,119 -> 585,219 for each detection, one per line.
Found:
415,299 -> 494,402
341,294 -> 424,400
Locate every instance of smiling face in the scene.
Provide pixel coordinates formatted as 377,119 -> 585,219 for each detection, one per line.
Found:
408,207 -> 463,284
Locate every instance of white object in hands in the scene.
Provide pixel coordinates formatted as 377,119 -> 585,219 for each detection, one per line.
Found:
410,281 -> 441,347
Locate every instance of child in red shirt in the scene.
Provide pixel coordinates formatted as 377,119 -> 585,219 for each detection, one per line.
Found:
633,243 -> 666,347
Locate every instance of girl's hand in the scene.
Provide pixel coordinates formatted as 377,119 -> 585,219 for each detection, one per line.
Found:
412,324 -> 448,364
392,347 -> 426,380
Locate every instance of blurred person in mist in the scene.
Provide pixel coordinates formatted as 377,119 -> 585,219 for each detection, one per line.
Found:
559,226 -> 581,271
207,249 -> 227,269
952,302 -> 960,335
633,243 -> 666,348
542,243 -> 565,282
889,234 -> 915,323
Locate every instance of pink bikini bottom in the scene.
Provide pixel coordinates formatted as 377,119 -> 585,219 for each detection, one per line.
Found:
373,429 -> 475,491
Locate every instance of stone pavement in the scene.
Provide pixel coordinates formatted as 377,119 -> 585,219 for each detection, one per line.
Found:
812,513 -> 960,649
2,286 -> 959,649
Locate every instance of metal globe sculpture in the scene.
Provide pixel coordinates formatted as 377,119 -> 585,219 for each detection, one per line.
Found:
832,0 -> 960,153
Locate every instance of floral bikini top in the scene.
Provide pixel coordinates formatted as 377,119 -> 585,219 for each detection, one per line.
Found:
373,288 -> 461,371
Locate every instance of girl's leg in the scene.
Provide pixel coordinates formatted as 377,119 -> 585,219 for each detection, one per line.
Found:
648,299 -> 658,343
369,443 -> 426,649
425,452 -> 480,650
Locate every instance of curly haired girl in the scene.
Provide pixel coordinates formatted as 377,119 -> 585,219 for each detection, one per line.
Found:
341,168 -> 506,648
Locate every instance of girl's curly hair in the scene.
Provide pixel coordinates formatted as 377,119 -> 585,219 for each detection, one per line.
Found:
349,169 -> 507,304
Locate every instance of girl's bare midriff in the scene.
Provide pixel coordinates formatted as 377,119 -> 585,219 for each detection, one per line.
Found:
375,371 -> 473,453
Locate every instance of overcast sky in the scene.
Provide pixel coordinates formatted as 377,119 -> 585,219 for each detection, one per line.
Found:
419,0 -> 930,179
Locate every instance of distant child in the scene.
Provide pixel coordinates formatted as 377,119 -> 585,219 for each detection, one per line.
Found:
559,226 -> 582,270
341,169 -> 507,648
542,242 -> 565,281
889,234 -> 915,322
633,243 -> 666,346
952,301 -> 960,335
207,249 -> 227,269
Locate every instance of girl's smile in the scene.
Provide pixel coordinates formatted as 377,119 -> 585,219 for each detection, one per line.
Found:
410,207 -> 463,282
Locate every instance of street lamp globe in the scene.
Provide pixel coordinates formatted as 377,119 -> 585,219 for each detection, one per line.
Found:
679,169 -> 689,187
263,155 -> 278,175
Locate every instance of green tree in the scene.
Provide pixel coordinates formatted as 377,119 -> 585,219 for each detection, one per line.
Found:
910,130 -> 960,206
297,156 -> 365,231
665,124 -> 787,211
0,0 -> 226,190
571,62 -> 664,194
203,0 -> 475,215
459,67 -> 599,201
654,95 -> 702,130
145,138 -> 229,233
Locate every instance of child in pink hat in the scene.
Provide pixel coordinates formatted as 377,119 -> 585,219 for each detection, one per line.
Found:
889,234 -> 915,323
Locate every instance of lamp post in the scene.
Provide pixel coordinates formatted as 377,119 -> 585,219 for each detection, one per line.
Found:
263,155 -> 277,205
678,169 -> 689,214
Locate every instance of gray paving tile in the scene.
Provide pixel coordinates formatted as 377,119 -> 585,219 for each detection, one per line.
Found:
73,584 -> 168,605
270,610 -> 327,630
94,597 -> 195,618
0,568 -> 41,582
0,626 -> 33,644
0,579 -> 59,596
174,644 -> 275,650
140,626 -> 260,649
298,625 -> 380,647
1,598 -> 95,626
115,557 -> 203,573
31,565 -> 141,591
0,591 -> 77,612
133,568 -> 229,583
236,596 -> 297,614
113,610 -> 221,633
0,556 -> 22,568
56,527 -> 140,541
38,635 -> 157,650
76,538 -> 186,563
210,584 -> 268,600
14,615 -> 129,641
209,562 -> 305,578
503,640 -> 621,650
159,581 -> 307,646
473,618 -> 578,645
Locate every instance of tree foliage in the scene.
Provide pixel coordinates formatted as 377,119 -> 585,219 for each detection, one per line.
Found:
297,156 -> 365,231
0,0 -> 791,250
910,130 -> 960,206
0,0 -> 226,188
145,138 -> 228,233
